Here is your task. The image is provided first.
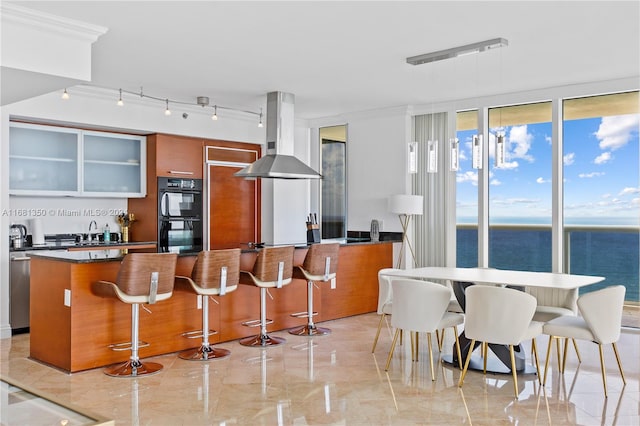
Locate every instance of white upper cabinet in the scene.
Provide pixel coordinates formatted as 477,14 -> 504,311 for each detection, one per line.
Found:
9,122 -> 146,197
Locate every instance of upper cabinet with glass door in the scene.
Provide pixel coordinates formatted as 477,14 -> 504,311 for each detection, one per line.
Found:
83,131 -> 146,197
9,122 -> 146,197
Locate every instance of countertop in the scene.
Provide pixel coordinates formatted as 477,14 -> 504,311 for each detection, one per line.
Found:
10,240 -> 157,253
28,239 -> 395,264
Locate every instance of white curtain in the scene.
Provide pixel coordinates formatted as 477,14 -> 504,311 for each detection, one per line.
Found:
412,112 -> 452,268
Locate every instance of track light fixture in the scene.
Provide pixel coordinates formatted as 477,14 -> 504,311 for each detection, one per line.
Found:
406,38 -> 508,66
62,86 -> 264,126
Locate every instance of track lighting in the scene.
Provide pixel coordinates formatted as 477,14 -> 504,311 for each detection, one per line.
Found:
164,99 -> 171,116
258,108 -> 264,128
212,105 -> 218,121
117,88 -> 123,106
61,89 -> 69,100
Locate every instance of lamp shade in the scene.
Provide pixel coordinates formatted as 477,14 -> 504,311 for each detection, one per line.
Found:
388,194 -> 423,215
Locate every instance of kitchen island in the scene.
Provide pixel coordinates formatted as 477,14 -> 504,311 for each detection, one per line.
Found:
29,242 -> 392,372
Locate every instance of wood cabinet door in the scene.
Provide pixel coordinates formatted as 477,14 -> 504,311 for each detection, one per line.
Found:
208,163 -> 259,249
154,134 -> 203,178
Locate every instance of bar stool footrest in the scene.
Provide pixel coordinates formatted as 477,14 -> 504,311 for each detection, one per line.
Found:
108,341 -> 150,352
290,311 -> 318,319
242,318 -> 274,327
181,329 -> 218,339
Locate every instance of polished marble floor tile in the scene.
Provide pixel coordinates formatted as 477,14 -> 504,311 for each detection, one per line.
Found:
1,313 -> 639,425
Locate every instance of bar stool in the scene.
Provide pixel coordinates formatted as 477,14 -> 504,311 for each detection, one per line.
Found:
288,243 -> 340,336
92,252 -> 178,377
239,245 -> 295,347
176,248 -> 241,360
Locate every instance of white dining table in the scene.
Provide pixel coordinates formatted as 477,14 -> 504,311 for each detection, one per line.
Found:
381,266 -> 605,374
380,266 -> 605,289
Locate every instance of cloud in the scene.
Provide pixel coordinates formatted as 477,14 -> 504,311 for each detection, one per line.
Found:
563,152 -> 575,165
492,198 -> 541,206
536,177 -> 550,184
619,187 -> 640,196
594,152 -> 612,164
595,114 -> 640,151
578,172 -> 605,178
499,160 -> 519,170
507,125 -> 534,162
457,171 -> 478,186
490,179 -> 501,186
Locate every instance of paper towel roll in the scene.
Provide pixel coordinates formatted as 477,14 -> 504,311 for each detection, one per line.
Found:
29,218 -> 45,245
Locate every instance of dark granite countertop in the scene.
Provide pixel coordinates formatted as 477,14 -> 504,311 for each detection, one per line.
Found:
10,240 -> 157,253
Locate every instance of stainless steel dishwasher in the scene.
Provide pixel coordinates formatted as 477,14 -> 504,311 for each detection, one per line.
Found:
9,251 -> 32,334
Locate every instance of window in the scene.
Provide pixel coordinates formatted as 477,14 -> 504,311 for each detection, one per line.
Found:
320,125 -> 347,240
456,110 -> 478,267
488,102 -> 552,272
563,91 -> 639,302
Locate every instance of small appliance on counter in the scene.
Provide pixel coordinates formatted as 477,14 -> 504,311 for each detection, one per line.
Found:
28,218 -> 45,246
9,224 -> 27,249
370,219 -> 380,242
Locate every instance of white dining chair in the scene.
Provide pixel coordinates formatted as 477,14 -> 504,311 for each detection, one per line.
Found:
458,285 -> 542,398
542,285 -> 626,398
526,287 -> 582,365
384,279 -> 464,381
371,268 -> 399,353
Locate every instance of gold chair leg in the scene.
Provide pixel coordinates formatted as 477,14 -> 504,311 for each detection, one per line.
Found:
598,343 -> 608,398
427,333 -> 435,381
572,338 -> 582,363
612,342 -> 626,385
453,325 -> 463,370
435,329 -> 441,351
555,336 -> 563,373
482,342 -> 488,374
458,339 -> 476,387
372,314 -> 386,353
543,335 -> 554,386
531,338 -> 541,385
562,337 -> 569,372
385,329 -> 401,371
509,345 -> 519,398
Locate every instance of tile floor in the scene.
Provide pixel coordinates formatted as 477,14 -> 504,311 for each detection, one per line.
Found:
1,313 -> 639,425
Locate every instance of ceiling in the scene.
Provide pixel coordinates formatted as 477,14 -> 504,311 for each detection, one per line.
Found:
5,1 -> 640,120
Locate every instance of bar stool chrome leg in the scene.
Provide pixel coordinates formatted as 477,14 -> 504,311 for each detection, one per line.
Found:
289,280 -> 330,336
105,304 -> 163,377
179,295 -> 230,360
240,288 -> 286,347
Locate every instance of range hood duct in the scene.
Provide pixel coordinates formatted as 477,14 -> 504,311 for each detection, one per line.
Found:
235,91 -> 321,179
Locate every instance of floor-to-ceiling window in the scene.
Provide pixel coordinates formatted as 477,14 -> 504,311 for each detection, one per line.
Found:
563,91 -> 639,302
487,102 -> 552,272
456,110 -> 478,267
320,125 -> 347,240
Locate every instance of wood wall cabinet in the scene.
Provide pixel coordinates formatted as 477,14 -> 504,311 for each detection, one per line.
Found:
153,133 -> 204,179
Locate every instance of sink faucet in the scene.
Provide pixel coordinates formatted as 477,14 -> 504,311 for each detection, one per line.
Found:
88,220 -> 98,242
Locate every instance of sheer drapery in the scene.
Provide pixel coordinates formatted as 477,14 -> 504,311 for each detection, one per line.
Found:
412,112 -> 451,268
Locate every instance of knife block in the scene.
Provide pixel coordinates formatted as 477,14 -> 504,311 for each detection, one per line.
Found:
306,224 -> 320,244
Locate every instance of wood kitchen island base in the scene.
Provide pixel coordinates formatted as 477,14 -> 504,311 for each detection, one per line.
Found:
29,243 -> 392,373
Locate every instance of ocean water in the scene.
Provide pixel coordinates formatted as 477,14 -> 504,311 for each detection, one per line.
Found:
456,226 -> 639,302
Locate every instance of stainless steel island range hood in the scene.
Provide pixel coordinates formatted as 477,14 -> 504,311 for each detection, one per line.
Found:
235,91 -> 321,179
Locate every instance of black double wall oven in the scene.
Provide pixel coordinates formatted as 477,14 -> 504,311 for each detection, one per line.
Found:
158,177 -> 203,254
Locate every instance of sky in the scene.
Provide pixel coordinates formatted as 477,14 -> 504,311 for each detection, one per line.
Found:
456,113 -> 640,225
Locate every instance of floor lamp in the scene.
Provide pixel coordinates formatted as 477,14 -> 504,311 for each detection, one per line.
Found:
388,194 -> 424,269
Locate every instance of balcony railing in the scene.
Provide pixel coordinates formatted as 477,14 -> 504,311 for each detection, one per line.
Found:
456,223 -> 639,304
